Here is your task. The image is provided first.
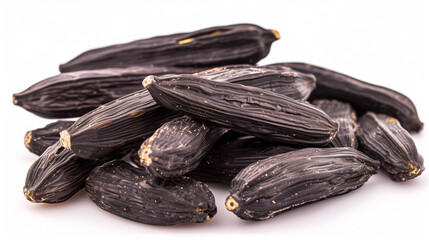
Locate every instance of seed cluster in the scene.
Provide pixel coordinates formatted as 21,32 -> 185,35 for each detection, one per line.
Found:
15,23 -> 424,226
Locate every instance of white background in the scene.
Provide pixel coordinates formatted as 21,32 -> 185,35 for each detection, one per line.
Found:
1,0 -> 428,239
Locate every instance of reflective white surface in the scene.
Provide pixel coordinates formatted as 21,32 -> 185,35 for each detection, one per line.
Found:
1,0 -> 428,239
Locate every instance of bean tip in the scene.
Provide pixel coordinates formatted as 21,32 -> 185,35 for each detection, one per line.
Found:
143,75 -> 155,88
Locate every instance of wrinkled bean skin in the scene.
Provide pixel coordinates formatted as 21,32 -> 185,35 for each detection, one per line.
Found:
356,112 -> 424,182
279,62 -> 423,132
59,24 -> 279,72
312,99 -> 358,148
226,148 -> 379,221
85,160 -> 217,226
24,121 -> 74,155
13,66 -> 204,118
23,142 -> 101,203
60,65 -> 316,160
144,74 -> 339,146
137,116 -> 228,178
187,133 -> 297,183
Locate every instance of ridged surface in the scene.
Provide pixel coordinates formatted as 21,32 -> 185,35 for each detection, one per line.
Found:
62,64 -> 316,160
194,64 -> 316,100
312,99 -> 357,148
187,133 -> 297,183
145,75 -> 339,146
13,66 -> 203,118
59,24 -> 279,72
24,121 -> 74,155
226,148 -> 379,221
85,160 -> 217,226
356,112 -> 424,181
63,90 -> 179,160
280,62 -> 423,132
137,116 -> 228,178
23,141 -> 101,203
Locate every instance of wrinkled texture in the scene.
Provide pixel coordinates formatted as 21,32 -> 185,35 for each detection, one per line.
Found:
226,148 -> 379,221
60,24 -> 279,72
23,142 -> 101,203
13,66 -> 203,118
85,160 -> 217,226
356,112 -> 424,181
24,121 -> 74,155
312,99 -> 357,148
137,116 -> 228,178
61,90 -> 179,160
187,132 -> 297,183
279,62 -> 423,132
144,74 -> 339,146
194,64 -> 316,101
62,64 -> 314,160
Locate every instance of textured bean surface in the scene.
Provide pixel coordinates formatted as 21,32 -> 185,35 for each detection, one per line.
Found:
24,121 -> 74,155
144,75 -> 339,146
226,148 -> 379,221
194,64 -> 316,100
187,132 -> 297,183
137,116 -> 228,178
356,112 -> 424,181
61,64 -> 315,160
312,99 -> 357,148
23,141 -> 101,203
60,90 -> 179,160
279,62 -> 423,132
85,160 -> 216,226
13,66 -> 203,118
59,23 -> 279,72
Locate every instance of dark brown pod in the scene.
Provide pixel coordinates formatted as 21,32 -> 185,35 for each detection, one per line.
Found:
24,121 -> 74,155
23,141 -> 101,203
13,66 -> 203,118
278,62 -> 423,132
226,148 -> 379,221
59,24 -> 279,72
187,133 -> 297,183
312,99 -> 357,148
356,112 -> 424,181
143,74 -> 339,146
85,160 -> 216,226
60,65 -> 315,160
137,116 -> 228,178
